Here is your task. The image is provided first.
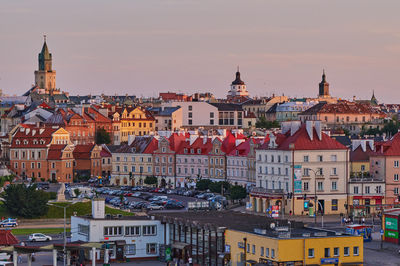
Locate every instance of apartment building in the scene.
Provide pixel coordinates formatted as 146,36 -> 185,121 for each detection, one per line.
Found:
253,121 -> 349,215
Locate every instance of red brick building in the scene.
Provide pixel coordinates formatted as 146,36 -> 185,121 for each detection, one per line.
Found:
73,144 -> 102,179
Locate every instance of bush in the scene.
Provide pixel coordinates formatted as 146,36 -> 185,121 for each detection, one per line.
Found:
196,179 -> 213,191
3,184 -> 49,218
144,176 -> 158,185
229,185 -> 247,201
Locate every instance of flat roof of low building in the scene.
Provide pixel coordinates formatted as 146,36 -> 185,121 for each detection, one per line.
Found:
74,214 -> 158,221
155,211 -> 355,239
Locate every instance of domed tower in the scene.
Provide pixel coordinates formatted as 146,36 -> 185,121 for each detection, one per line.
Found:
318,69 -> 330,97
227,67 -> 249,99
34,35 -> 56,92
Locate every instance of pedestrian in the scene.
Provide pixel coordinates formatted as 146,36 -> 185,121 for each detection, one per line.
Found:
17,254 -> 22,264
362,217 -> 365,224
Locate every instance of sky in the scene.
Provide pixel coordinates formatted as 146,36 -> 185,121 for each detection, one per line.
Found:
1,0 -> 400,102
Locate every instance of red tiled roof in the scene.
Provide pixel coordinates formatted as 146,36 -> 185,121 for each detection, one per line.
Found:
374,132 -> 400,156
227,139 -> 252,156
175,137 -> 213,155
47,145 -> 67,160
221,131 -> 237,154
260,125 -> 348,151
350,145 -> 375,162
11,126 -> 58,148
73,144 -> 95,159
143,137 -> 158,153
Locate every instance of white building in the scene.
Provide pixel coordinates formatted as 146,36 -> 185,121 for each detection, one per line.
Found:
167,101 -> 218,128
71,199 -> 167,261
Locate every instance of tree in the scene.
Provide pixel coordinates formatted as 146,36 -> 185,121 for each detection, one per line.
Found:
3,184 -> 49,218
144,176 -> 158,186
229,185 -> 247,201
256,117 -> 280,129
196,179 -> 213,191
209,181 -> 230,193
95,127 -> 111,145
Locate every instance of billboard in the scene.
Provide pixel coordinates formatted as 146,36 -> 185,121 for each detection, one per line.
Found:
385,230 -> 399,239
385,217 -> 398,231
294,165 -> 302,193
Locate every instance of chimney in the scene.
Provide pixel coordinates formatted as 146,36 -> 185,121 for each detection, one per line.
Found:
92,198 -> 105,219
306,121 -> 313,140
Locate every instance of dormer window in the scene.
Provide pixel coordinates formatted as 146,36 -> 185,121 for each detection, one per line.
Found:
197,149 -> 201,154
33,139 -> 38,145
184,148 -> 188,154
23,140 -> 28,145
40,139 -> 45,144
190,149 -> 194,154
15,140 -> 20,145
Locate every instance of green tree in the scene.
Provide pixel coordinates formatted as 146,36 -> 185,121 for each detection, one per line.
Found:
95,127 -> 111,144
229,185 -> 247,201
196,179 -> 213,191
74,188 -> 81,197
209,181 -> 230,193
144,176 -> 158,186
3,184 -> 49,218
256,117 -> 280,129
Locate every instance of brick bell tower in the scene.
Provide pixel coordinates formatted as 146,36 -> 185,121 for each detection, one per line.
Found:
34,35 -> 56,92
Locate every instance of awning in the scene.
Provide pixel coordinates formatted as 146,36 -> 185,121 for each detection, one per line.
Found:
172,241 -> 190,250
246,259 -> 257,264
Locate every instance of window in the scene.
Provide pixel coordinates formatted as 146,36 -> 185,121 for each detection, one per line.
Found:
143,225 -> 157,236
78,224 -> 89,236
304,168 -> 309,176
317,168 -> 323,175
125,226 -> 140,236
188,105 -> 192,111
353,246 -> 359,256
303,156 -> 309,162
395,161 -> 399,168
304,182 -> 309,191
271,249 -> 275,258
331,168 -> 337,175
103,226 -> 123,236
365,186 -> 370,194
308,248 -> 314,258
260,247 -> 264,256
361,165 -> 365,171
266,248 -> 269,257
252,245 -> 255,254
324,248 -> 330,257
344,247 -> 349,256
146,243 -> 157,255
334,247 -> 339,257
317,155 -> 323,162
331,155 -> 337,162
247,244 -> 250,253
331,181 -> 337,191
317,181 -> 323,191
354,186 -> 359,194
331,199 -> 338,211
125,244 -> 136,255
395,174 -> 399,181
395,188 -> 399,195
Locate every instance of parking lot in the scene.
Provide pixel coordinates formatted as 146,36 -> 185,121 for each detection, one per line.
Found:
66,185 -> 227,212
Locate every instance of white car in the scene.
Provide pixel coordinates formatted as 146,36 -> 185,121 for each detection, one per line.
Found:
29,233 -> 52,242
147,204 -> 164,210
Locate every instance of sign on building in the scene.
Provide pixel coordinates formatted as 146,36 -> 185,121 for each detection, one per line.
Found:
294,165 -> 302,193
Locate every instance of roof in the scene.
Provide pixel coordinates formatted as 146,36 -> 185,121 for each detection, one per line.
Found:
148,107 -> 180,116
231,71 -> 245,85
11,126 -> 59,148
374,132 -> 400,156
350,145 -> 375,162
209,102 -> 243,111
300,101 -> 385,115
175,137 -> 213,155
47,145 -> 67,160
73,144 -> 95,159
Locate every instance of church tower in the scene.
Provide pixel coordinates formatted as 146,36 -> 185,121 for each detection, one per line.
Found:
318,69 -> 330,97
34,36 -> 56,92
227,67 -> 249,100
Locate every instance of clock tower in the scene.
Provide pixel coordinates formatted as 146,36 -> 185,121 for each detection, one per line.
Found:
34,36 -> 56,92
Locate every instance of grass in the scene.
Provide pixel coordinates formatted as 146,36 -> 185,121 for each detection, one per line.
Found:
11,227 -> 71,235
42,201 -> 135,219
0,201 -> 134,219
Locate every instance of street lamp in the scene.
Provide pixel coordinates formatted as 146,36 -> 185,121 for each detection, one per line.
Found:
48,202 -> 74,266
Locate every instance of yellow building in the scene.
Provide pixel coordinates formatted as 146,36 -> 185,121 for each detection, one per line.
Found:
111,106 -> 155,143
225,228 -> 363,266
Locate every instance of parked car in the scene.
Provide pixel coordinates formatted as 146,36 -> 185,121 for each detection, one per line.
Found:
0,218 -> 18,227
146,204 -> 164,210
29,233 -> 52,242
132,192 -> 141,197
166,189 -> 176,195
36,182 -> 50,190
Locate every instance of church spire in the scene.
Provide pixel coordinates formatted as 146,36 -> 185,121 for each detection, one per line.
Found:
318,69 -> 330,97
38,35 -> 52,71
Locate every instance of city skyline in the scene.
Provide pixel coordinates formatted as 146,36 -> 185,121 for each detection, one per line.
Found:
1,0 -> 400,102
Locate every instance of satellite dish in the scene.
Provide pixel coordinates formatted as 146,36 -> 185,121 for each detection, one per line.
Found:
270,223 -> 276,229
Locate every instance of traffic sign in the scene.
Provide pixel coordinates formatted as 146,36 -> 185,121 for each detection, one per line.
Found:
380,229 -> 384,235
